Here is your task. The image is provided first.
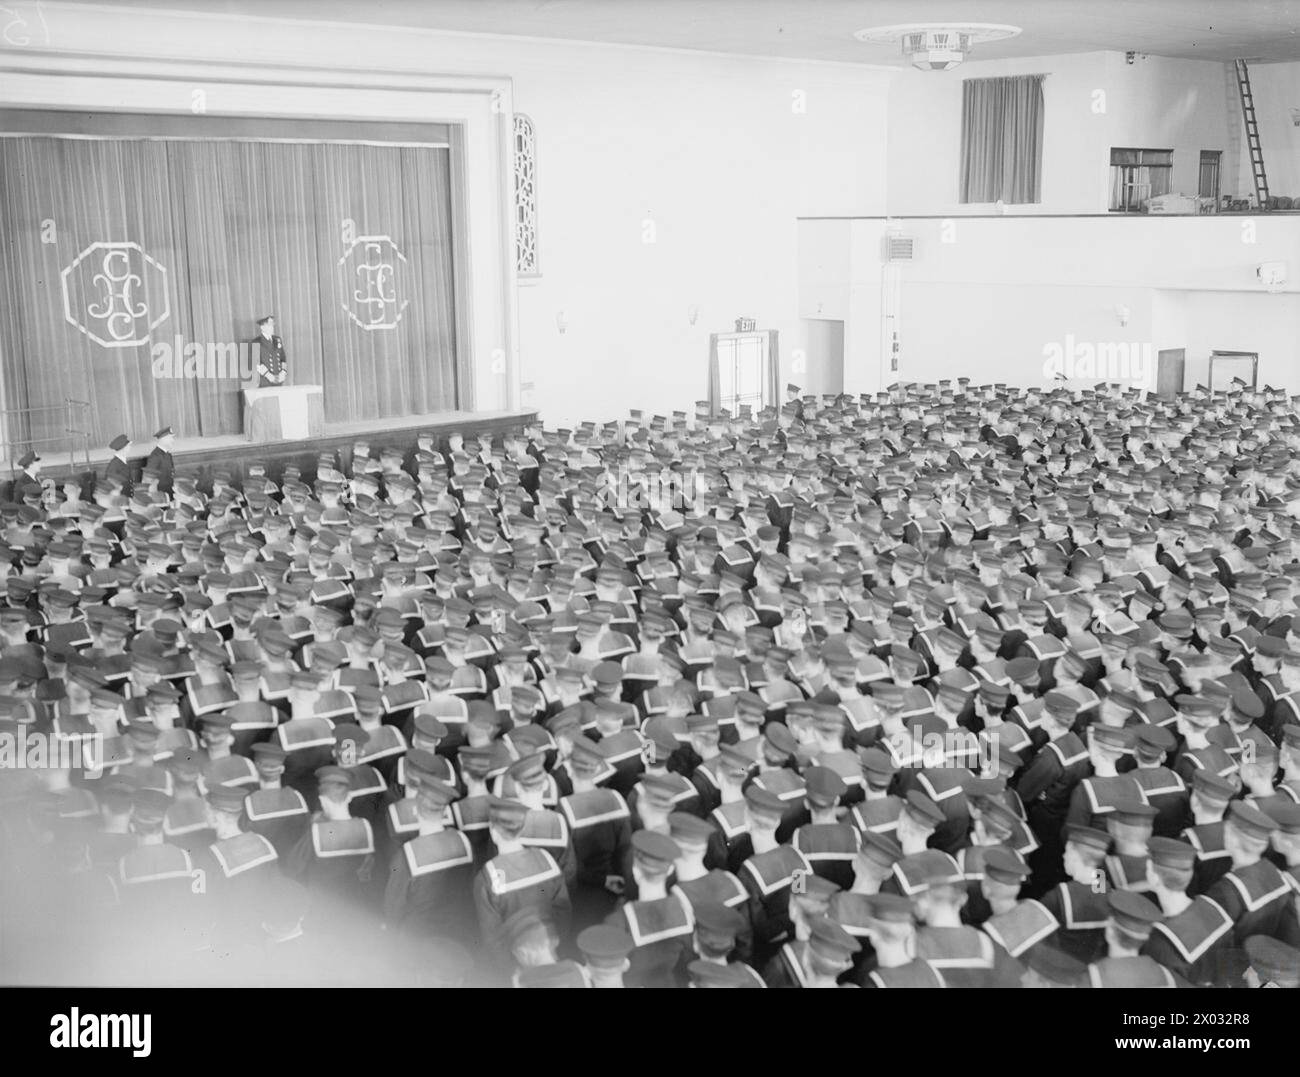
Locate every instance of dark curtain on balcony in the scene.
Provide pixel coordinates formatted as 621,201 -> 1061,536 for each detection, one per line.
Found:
959,74 -> 1045,204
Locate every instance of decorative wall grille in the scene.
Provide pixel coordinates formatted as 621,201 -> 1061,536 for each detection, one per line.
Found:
514,113 -> 539,277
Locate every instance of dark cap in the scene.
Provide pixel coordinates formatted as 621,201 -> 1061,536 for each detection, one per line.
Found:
1191,769 -> 1240,803
1227,800 -> 1279,841
207,784 -> 247,814
669,811 -> 717,846
1024,945 -> 1088,986
1262,802 -> 1300,835
902,790 -> 944,829
1108,800 -> 1158,829
487,796 -> 530,831
692,901 -> 748,941
515,962 -> 590,988
857,892 -> 915,924
631,829 -> 680,871
1065,824 -> 1111,855
859,746 -> 896,788
1133,724 -> 1176,759
131,787 -> 172,825
416,777 -> 459,808
982,846 -> 1031,885
576,924 -> 634,968
1243,935 -> 1300,988
315,765 -> 353,789
250,742 -> 287,764
806,914 -> 861,963
1147,836 -> 1197,871
686,960 -> 762,988
1107,890 -> 1163,940
743,784 -> 786,819
803,766 -> 847,808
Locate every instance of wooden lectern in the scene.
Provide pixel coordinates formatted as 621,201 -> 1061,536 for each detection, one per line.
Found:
243,385 -> 324,442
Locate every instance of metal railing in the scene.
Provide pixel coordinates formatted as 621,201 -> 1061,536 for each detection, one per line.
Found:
2,399 -> 93,474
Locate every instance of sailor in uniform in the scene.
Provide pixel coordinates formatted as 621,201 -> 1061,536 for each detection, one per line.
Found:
382,777 -> 474,941
606,830 -> 694,988
474,796 -> 570,966
104,434 -> 133,495
1087,890 -> 1180,988
1141,836 -> 1235,985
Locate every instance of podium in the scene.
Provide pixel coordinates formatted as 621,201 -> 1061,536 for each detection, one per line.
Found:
243,385 -> 324,443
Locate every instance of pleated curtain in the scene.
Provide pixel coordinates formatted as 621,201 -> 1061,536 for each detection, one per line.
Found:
959,75 -> 1045,205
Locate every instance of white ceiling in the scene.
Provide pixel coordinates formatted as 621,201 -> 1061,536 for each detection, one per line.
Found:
120,0 -> 1300,64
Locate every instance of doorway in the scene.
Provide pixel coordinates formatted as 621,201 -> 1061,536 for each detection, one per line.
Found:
1155,349 -> 1185,398
801,320 -> 845,398
1199,150 -> 1222,204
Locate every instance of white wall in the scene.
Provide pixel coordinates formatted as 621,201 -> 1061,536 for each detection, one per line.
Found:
505,50 -> 889,425
1,2 -> 892,428
887,52 -> 1109,215
1182,291 -> 1300,390
887,51 -> 1232,215
1103,53 -> 1232,201
802,215 -> 1300,395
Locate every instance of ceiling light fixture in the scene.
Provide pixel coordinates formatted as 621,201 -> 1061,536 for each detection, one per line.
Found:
854,23 -> 1022,71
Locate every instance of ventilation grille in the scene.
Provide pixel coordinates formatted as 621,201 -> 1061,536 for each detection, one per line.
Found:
882,235 -> 915,262
902,30 -> 972,52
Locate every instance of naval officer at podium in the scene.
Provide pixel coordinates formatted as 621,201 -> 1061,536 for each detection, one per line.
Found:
255,315 -> 288,387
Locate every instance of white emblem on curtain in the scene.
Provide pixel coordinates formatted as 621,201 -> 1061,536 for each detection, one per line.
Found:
60,241 -> 170,348
338,235 -> 410,330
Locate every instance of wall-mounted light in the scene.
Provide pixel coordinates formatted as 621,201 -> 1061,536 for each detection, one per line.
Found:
688,304 -> 699,326
556,310 -> 569,334
1115,304 -> 1130,327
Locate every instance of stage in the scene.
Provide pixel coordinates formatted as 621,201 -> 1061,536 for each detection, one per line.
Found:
12,409 -> 537,495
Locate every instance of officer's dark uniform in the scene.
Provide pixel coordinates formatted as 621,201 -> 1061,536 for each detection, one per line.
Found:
105,455 -> 132,495
145,427 -> 175,495
256,329 -> 288,387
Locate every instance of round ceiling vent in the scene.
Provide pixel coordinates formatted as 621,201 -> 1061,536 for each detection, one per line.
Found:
854,23 -> 1022,70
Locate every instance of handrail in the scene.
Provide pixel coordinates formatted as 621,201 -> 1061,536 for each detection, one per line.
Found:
5,398 -> 93,475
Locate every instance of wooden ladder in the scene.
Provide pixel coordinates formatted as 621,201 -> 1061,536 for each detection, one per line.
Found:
1234,59 -> 1270,210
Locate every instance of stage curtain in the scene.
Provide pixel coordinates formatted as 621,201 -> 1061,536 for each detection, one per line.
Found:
0,135 -> 464,453
0,137 -> 185,453
959,75 -> 1044,204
